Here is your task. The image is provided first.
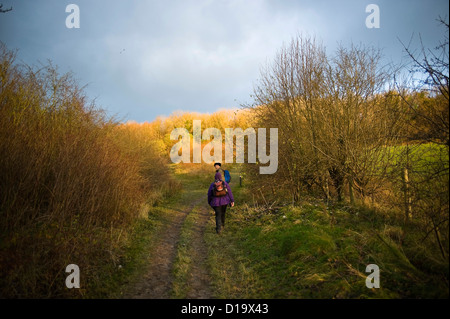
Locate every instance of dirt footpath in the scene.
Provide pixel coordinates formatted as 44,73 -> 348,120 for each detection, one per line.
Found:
185,206 -> 213,299
122,196 -> 213,299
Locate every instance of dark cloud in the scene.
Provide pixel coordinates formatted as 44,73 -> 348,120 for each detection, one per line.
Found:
0,0 -> 448,122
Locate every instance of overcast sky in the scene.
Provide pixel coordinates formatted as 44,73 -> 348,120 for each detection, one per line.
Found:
0,0 -> 448,122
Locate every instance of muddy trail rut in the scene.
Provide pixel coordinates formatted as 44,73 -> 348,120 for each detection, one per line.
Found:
122,195 -> 214,299
185,206 -> 213,298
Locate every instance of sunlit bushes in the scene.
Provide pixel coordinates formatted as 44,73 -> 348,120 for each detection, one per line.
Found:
0,43 -> 174,297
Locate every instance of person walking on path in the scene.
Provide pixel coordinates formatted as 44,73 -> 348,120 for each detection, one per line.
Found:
214,162 -> 231,183
208,172 -> 234,234
214,162 -> 224,180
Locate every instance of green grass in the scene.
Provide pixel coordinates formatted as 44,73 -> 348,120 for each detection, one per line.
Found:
205,175 -> 449,299
384,142 -> 449,174
86,194 -> 182,298
95,165 -> 448,299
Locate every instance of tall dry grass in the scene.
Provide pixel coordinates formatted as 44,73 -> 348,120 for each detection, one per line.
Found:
0,43 -> 174,298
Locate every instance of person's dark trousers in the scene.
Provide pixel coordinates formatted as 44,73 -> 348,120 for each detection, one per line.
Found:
213,204 -> 227,233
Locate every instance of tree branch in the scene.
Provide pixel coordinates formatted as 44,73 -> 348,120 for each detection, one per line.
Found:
0,3 -> 13,13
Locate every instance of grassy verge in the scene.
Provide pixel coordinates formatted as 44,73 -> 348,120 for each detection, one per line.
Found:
205,173 -> 449,299
86,194 -> 182,298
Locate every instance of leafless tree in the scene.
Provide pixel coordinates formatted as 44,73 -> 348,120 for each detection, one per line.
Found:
399,17 -> 449,146
249,35 -> 329,203
319,44 -> 401,204
395,17 -> 449,259
249,35 -> 399,206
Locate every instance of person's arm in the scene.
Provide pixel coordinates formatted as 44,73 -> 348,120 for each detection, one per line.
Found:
225,182 -> 234,206
207,184 -> 213,206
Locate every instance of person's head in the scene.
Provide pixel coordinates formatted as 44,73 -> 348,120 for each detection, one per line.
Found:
214,162 -> 221,170
214,172 -> 222,181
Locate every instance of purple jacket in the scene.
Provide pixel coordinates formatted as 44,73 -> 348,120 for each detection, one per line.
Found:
208,180 -> 234,207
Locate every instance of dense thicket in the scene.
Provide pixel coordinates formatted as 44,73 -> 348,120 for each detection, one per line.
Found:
246,29 -> 448,262
0,43 -> 174,297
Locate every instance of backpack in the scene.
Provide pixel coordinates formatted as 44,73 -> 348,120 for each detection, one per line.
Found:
224,170 -> 231,183
213,180 -> 228,197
